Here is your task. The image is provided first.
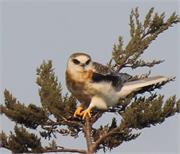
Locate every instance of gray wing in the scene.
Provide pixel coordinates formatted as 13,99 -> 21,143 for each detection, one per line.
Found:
92,62 -> 112,75
92,62 -> 131,90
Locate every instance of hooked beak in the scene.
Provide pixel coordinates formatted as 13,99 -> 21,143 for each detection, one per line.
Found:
81,64 -> 86,67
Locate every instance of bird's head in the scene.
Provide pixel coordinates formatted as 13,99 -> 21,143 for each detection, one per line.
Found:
67,52 -> 93,73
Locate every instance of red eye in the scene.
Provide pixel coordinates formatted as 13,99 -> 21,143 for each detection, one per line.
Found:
72,59 -> 80,64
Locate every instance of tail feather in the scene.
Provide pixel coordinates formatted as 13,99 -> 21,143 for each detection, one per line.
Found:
118,76 -> 171,98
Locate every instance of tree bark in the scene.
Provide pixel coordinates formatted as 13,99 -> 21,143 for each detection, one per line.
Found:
84,117 -> 94,154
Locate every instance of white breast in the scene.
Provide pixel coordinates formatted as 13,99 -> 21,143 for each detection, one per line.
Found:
87,81 -> 120,109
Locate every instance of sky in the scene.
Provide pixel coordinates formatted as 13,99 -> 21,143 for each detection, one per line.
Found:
0,0 -> 180,154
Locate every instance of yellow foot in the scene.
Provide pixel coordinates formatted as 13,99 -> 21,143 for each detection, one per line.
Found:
73,106 -> 84,117
80,108 -> 92,120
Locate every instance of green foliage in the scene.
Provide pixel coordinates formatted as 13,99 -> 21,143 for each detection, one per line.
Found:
1,90 -> 48,129
93,118 -> 140,152
109,7 -> 180,72
0,61 -> 81,153
0,8 -> 179,154
0,126 -> 43,153
121,95 -> 179,129
36,60 -> 77,120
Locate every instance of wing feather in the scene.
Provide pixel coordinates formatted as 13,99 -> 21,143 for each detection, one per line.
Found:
92,62 -> 131,90
92,62 -> 112,75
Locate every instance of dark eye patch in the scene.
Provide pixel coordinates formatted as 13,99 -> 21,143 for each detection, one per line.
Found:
72,59 -> 80,64
85,59 -> 91,65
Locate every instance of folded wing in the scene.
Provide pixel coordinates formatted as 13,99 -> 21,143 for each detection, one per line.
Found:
118,76 -> 171,97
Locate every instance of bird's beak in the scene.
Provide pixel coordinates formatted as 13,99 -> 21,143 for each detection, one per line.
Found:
81,64 -> 86,67
84,63 -> 92,71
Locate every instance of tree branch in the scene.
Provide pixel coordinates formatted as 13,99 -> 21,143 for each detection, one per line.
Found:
45,116 -> 83,129
91,112 -> 103,124
83,117 -> 94,154
123,59 -> 164,69
44,146 -> 86,154
113,11 -> 179,73
92,127 -> 120,151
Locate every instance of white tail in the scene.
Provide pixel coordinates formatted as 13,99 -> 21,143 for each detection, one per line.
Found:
118,76 -> 169,98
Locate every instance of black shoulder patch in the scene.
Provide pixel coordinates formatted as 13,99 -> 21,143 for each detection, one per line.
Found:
92,72 -> 123,89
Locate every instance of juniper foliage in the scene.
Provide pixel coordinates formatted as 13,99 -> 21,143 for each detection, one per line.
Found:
0,8 -> 179,154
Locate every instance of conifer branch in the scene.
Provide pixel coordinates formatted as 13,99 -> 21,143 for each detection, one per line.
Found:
123,59 -> 164,69
43,146 -> 86,153
111,7 -> 180,72
92,127 -> 120,151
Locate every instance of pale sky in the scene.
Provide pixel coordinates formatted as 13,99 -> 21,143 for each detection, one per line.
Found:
0,0 -> 180,154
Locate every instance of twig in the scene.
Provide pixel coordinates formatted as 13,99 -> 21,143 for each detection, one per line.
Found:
44,147 -> 86,153
91,112 -> 103,124
92,127 -> 120,151
46,116 -> 83,128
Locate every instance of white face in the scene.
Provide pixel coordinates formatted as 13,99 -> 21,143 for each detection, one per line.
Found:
67,54 -> 93,73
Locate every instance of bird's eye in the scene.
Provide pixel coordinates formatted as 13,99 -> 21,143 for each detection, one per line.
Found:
72,59 -> 80,65
85,59 -> 91,65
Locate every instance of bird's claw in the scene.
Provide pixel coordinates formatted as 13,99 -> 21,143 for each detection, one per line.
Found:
73,106 -> 84,117
80,108 -> 92,120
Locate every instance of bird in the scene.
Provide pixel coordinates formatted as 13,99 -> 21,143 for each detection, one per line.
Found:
65,52 -> 170,119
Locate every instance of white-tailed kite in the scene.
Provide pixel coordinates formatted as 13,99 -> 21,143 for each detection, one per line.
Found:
65,52 -> 170,119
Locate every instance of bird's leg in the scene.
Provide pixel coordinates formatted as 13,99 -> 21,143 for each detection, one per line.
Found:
80,95 -> 105,120
80,106 -> 93,120
73,104 -> 84,117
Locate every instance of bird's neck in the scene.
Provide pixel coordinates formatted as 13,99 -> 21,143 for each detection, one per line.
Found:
66,69 -> 93,82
